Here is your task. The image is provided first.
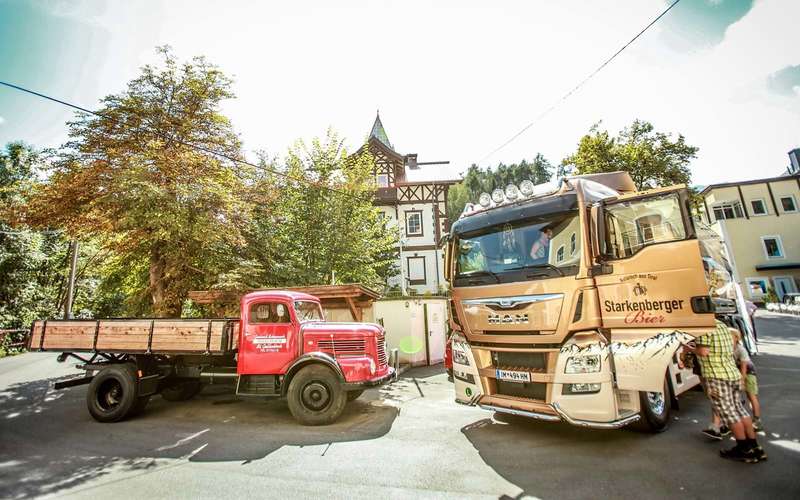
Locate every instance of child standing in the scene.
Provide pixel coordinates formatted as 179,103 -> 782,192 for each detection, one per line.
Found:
731,329 -> 763,431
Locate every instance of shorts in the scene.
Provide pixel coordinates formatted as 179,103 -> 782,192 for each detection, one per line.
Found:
746,374 -> 758,395
705,378 -> 750,426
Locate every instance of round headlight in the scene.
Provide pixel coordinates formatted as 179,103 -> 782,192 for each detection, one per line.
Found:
519,180 -> 535,196
505,184 -> 520,201
491,189 -> 505,204
478,193 -> 492,208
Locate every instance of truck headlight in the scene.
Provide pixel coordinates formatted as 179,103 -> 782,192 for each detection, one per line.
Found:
453,348 -> 470,366
565,355 -> 600,374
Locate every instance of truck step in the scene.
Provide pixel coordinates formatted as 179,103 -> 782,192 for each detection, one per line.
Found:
236,374 -> 280,396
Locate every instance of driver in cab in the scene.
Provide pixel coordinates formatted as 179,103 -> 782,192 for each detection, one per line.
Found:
529,227 -> 552,264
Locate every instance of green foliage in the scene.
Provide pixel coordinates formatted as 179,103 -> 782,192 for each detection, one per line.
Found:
24,47 -> 252,316
447,154 -> 553,224
765,287 -> 779,304
223,130 -> 399,291
561,120 -> 697,190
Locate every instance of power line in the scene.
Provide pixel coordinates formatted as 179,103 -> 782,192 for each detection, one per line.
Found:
476,0 -> 682,166
0,80 -> 371,202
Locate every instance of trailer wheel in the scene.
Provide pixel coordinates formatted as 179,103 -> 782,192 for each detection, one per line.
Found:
161,381 -> 203,402
346,390 -> 364,402
287,364 -> 346,426
633,376 -> 672,433
86,364 -> 140,423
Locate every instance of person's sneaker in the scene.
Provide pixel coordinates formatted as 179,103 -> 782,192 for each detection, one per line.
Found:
747,446 -> 768,462
720,425 -> 732,437
702,428 -> 723,440
720,445 -> 757,463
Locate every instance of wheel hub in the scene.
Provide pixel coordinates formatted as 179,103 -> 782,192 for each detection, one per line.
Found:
97,379 -> 123,412
301,381 -> 331,411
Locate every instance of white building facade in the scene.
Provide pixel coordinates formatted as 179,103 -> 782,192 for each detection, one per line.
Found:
360,114 -> 458,294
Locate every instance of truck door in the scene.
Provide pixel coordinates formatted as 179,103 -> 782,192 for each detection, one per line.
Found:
239,301 -> 297,375
593,187 -> 715,392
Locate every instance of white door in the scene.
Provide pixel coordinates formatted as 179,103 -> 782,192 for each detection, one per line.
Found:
774,276 -> 798,300
425,302 -> 446,364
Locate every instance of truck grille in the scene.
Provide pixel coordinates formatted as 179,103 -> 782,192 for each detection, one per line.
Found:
493,351 -> 547,370
317,339 -> 366,357
376,332 -> 387,366
496,380 -> 547,400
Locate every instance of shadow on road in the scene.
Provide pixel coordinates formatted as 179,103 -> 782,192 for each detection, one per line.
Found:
0,374 -> 399,499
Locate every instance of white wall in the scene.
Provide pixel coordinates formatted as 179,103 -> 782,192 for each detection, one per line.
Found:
373,298 -> 449,366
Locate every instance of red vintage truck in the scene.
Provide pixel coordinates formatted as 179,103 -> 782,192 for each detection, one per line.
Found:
29,290 -> 394,425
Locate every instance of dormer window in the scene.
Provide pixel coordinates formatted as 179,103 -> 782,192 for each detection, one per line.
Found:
376,174 -> 389,188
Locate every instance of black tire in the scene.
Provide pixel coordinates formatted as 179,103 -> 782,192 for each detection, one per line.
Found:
633,376 -> 672,433
287,364 -> 346,426
346,390 -> 365,402
161,380 -> 203,402
86,364 -> 140,423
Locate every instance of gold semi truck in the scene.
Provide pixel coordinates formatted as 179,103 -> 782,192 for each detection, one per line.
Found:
445,172 -> 750,431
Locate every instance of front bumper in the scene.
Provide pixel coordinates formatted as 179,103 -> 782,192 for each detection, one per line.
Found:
344,367 -> 395,389
478,401 -> 641,429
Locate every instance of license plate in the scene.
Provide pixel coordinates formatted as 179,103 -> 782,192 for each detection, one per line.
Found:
496,369 -> 531,383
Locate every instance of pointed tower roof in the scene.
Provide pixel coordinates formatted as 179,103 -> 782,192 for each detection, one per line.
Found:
369,112 -> 392,149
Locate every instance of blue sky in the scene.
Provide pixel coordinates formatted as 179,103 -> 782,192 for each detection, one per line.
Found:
0,0 -> 798,184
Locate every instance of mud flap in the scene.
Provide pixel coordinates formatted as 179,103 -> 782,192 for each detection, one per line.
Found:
610,331 -> 694,393
452,334 -> 482,404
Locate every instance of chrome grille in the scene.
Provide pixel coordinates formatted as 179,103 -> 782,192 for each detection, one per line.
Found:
376,331 -> 387,366
317,339 -> 366,357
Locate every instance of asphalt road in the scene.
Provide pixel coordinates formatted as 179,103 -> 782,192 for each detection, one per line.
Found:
1,313 -> 799,499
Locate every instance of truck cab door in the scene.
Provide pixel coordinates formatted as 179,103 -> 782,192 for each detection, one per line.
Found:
593,187 -> 714,392
238,300 -> 297,375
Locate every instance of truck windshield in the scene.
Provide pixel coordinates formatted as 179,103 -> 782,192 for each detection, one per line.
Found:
454,210 -> 581,286
295,301 -> 324,322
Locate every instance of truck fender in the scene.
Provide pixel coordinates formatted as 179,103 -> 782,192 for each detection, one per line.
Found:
282,352 -> 345,396
610,330 -> 694,393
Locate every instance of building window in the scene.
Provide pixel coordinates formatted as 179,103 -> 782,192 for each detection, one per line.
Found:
780,195 -> 797,213
761,235 -> 784,259
746,278 -> 769,297
750,199 -> 767,216
376,174 -> 389,188
405,211 -> 423,236
712,201 -> 744,220
570,233 -> 577,255
556,245 -> 565,263
407,255 -> 426,285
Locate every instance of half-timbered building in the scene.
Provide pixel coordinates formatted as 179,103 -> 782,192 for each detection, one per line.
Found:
360,114 -> 459,294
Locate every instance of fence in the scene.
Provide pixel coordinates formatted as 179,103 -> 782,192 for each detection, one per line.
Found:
0,329 -> 29,353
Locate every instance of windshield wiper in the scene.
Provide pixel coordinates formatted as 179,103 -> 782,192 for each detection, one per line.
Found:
507,263 -> 565,277
459,270 -> 501,283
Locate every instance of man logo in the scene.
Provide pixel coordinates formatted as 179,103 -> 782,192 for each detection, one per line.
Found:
633,283 -> 647,296
487,313 -> 529,325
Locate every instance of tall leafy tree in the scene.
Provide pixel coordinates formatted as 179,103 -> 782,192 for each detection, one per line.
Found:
561,120 -> 697,190
222,130 -> 399,291
448,154 -> 553,223
23,47 -> 253,316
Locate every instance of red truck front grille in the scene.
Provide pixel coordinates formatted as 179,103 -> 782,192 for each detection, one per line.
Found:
317,339 -> 366,357
376,332 -> 387,366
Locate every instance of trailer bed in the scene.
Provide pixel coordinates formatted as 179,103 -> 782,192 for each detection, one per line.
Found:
29,319 -> 240,355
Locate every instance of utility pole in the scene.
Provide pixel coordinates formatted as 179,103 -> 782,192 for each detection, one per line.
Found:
64,240 -> 79,319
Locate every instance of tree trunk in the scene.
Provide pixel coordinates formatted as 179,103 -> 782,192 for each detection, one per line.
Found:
149,244 -> 167,317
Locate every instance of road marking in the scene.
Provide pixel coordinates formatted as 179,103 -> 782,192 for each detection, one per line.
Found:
181,443 -> 208,460
156,428 -> 210,451
772,440 -> 800,454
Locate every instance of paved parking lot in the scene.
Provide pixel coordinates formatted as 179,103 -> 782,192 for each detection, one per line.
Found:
1,313 -> 799,499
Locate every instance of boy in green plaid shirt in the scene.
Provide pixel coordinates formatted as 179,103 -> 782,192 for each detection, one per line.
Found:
693,320 -> 766,463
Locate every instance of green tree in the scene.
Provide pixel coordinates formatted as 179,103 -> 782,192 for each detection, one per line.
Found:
23,47 -> 252,316
561,120 -> 698,190
222,130 -> 399,291
448,154 -> 553,223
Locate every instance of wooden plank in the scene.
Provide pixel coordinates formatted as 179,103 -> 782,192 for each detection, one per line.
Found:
41,321 -> 95,350
345,297 -> 362,322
